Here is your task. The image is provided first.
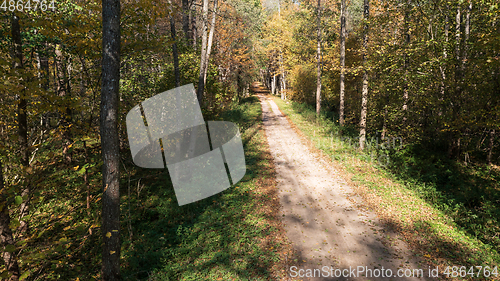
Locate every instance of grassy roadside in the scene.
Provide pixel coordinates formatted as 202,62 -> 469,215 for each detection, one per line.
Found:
272,96 -> 500,280
122,95 -> 293,280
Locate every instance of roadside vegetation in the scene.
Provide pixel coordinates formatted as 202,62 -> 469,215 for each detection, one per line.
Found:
124,96 -> 293,280
17,95 -> 293,280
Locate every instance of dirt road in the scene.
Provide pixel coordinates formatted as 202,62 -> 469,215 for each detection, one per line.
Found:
255,84 -> 429,280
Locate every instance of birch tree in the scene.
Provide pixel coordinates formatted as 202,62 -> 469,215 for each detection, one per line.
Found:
339,0 -> 346,126
315,0 -> 322,117
359,0 -> 369,150
197,0 -> 218,104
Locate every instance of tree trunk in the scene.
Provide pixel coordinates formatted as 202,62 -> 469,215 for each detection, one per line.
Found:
381,107 -> 387,140
339,0 -> 346,127
182,0 -> 192,43
237,67 -> 243,102
0,160 -> 21,281
11,12 -> 30,234
55,45 -> 73,163
197,0 -> 210,104
359,0 -> 369,150
439,10 -> 449,107
279,51 -> 286,100
36,42 -> 50,91
487,129 -> 495,164
462,0 -> 471,73
101,0 -> 121,280
272,75 -> 276,95
381,92 -> 388,140
171,16 -> 181,87
191,10 -> 197,49
402,0 -> 410,122
449,5 -> 462,159
203,0 -> 218,89
315,0 -> 322,117
84,141 -> 90,210
455,5 -> 461,62
454,4 -> 462,96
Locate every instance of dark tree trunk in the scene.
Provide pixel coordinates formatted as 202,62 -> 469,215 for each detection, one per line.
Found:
101,0 -> 121,280
237,67 -> 243,102
191,11 -> 197,49
487,129 -> 495,164
11,12 -> 30,234
0,160 -> 21,281
84,141 -> 90,210
182,0 -> 192,43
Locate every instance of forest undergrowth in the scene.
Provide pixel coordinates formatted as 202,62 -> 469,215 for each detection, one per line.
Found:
25,95 -> 293,280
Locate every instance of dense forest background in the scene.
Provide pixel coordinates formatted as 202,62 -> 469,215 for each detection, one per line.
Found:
0,0 -> 498,279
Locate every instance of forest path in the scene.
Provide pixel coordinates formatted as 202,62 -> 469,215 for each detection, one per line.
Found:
253,82 -> 428,280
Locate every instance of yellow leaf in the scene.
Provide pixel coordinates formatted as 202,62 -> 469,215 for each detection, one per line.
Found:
110,251 -> 116,255
106,232 -> 112,238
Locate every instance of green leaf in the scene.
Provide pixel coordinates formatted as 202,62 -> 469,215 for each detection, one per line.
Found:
0,271 -> 10,279
9,219 -> 20,229
14,196 -> 22,205
15,239 -> 27,247
19,269 -> 31,280
77,167 -> 86,175
4,244 -> 16,252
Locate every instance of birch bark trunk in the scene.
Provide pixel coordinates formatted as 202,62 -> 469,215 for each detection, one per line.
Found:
339,0 -> 346,126
359,0 -> 369,150
315,0 -> 322,117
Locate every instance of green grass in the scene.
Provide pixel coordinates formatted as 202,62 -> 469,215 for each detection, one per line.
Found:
121,96 -> 291,280
273,96 -> 500,280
